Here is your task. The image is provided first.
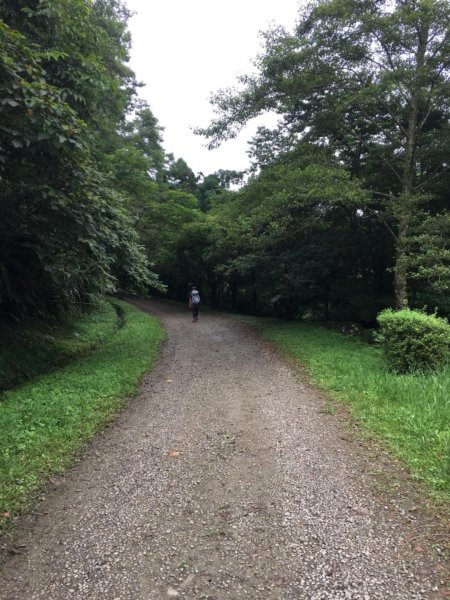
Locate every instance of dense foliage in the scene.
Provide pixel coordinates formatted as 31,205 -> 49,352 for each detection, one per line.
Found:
1,0 -> 449,326
377,309 -> 450,373
196,0 -> 450,319
0,1 -> 162,317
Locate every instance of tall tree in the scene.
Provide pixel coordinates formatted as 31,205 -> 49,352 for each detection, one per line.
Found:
120,106 -> 167,176
196,170 -> 243,211
166,157 -> 198,194
0,0 -> 160,316
198,0 -> 450,308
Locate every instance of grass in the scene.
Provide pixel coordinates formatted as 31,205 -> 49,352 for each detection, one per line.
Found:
0,300 -> 165,527
0,302 -> 120,392
240,317 -> 450,500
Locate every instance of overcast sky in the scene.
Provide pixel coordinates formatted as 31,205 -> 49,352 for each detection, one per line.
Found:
123,0 -> 302,176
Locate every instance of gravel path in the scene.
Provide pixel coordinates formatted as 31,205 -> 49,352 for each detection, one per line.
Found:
0,299 -> 446,599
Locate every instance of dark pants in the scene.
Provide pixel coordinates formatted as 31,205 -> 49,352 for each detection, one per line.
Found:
191,304 -> 199,320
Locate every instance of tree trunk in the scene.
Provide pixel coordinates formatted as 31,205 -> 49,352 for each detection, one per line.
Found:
251,269 -> 258,316
208,274 -> 218,308
394,19 -> 429,309
230,275 -> 238,311
394,215 -> 410,309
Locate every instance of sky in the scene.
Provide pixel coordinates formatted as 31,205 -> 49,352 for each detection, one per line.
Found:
123,0 -> 302,176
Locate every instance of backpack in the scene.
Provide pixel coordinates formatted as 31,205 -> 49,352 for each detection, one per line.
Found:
190,290 -> 201,305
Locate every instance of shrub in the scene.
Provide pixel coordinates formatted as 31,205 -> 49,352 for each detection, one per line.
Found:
377,308 -> 450,373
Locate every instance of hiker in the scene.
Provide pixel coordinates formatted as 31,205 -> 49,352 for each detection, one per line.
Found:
188,286 -> 201,321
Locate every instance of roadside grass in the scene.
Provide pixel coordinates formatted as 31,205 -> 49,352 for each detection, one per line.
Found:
0,302 -> 119,393
0,300 -> 165,528
240,317 -> 450,500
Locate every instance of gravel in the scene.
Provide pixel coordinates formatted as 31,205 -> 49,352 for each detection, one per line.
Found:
0,299 -> 446,599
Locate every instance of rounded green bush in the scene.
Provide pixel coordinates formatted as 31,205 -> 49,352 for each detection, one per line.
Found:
377,308 -> 450,373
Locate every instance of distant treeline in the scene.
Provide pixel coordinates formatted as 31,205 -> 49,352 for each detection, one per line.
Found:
1,0 -> 449,323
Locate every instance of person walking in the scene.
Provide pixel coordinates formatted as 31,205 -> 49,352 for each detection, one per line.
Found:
188,285 -> 201,321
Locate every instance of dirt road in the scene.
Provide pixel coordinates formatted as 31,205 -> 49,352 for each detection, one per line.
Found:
0,300 -> 445,599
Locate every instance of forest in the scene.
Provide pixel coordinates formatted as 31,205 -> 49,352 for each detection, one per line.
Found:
1,0 -> 450,326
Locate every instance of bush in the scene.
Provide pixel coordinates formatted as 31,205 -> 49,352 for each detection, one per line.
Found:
377,308 -> 450,373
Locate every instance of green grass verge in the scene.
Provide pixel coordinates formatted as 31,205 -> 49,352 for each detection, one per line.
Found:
241,317 -> 450,500
0,300 -> 165,528
0,302 -> 120,392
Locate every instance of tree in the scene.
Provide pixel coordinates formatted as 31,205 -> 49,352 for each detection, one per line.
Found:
165,157 -> 198,194
206,152 -> 395,320
120,106 -> 167,176
196,170 -> 244,211
198,0 -> 450,309
0,1 -> 161,316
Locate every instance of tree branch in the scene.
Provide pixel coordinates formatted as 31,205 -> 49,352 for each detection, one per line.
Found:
365,201 -> 398,242
349,125 -> 404,185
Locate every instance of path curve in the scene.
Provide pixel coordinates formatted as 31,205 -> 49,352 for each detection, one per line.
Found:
0,300 -> 444,599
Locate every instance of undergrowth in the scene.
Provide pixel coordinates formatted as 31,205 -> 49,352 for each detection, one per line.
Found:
0,300 -> 165,528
